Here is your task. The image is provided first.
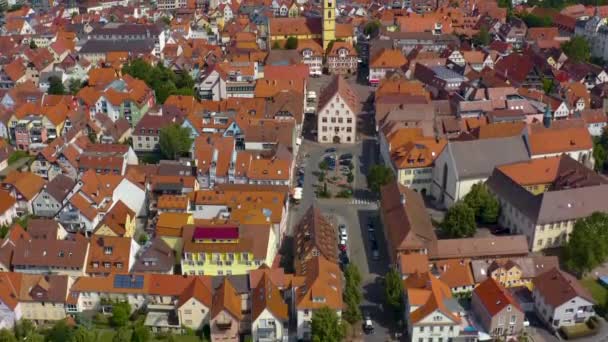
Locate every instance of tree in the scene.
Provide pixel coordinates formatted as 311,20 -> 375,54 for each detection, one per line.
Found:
473,27 -> 490,46
519,13 -> 552,27
367,164 -> 394,194
14,320 -> 34,340
363,20 -> 381,37
46,320 -> 72,342
343,264 -> 362,324
68,79 -> 84,95
562,36 -> 591,63
121,59 -> 195,103
131,325 -> 150,342
440,202 -> 476,238
542,78 -> 555,94
159,124 -> 193,160
285,36 -> 298,50
311,307 -> 345,342
161,16 -> 171,26
594,139 -> 607,172
113,327 -> 131,342
71,327 -> 94,342
0,330 -> 16,342
29,40 -> 37,49
110,302 -> 131,327
47,76 -> 66,95
463,183 -> 500,224
564,212 -> 608,275
384,269 -> 404,318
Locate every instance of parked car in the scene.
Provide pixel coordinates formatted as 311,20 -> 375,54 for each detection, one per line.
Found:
339,244 -> 347,252
325,147 -> 337,153
362,313 -> 374,334
339,153 -> 353,161
368,231 -> 376,243
491,226 -> 510,235
367,218 -> 375,232
371,241 -> 380,260
339,159 -> 352,166
338,224 -> 347,235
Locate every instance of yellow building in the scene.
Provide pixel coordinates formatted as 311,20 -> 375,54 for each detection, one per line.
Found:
93,201 -> 136,237
471,257 -> 560,290
181,224 -> 276,276
495,156 -> 562,195
322,0 -> 335,50
156,212 -> 194,261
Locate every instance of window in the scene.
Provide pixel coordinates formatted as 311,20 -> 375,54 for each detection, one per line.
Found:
537,239 -> 543,246
510,315 -> 517,324
104,247 -> 113,255
185,310 -> 192,314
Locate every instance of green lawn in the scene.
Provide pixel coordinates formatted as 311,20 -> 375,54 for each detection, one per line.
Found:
581,277 -> 608,304
96,329 -> 116,342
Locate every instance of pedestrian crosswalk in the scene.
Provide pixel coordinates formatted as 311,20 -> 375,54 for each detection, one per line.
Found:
350,198 -> 378,205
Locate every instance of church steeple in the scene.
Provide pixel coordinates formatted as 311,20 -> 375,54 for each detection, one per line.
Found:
322,0 -> 336,50
543,102 -> 552,128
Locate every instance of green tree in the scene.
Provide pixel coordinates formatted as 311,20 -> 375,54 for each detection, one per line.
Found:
29,40 -> 37,49
68,79 -> 84,95
363,20 -> 381,36
131,325 -> 150,342
542,78 -> 555,94
594,140 -> 607,172
473,27 -> 490,46
562,36 -> 591,63
384,268 -> 404,318
113,327 -> 131,342
347,172 -> 354,183
285,36 -> 298,49
519,13 -> 552,27
14,320 -> 34,340
121,59 -> 194,103
311,307 -> 345,342
159,124 -> 193,160
111,302 -> 131,327
0,330 -> 16,342
463,183 -> 500,224
161,16 -> 171,26
367,164 -> 394,194
564,212 -> 608,275
46,320 -> 72,342
71,326 -> 94,342
319,160 -> 329,171
440,202 -> 476,238
47,76 -> 66,95
342,264 -> 362,324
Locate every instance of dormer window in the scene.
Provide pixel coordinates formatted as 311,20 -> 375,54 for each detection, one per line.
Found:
104,247 -> 113,255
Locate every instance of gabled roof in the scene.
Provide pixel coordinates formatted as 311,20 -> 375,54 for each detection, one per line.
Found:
380,182 -> 436,259
178,276 -> 212,308
533,267 -> 594,307
294,206 -> 338,267
211,278 -> 242,320
251,273 -> 288,321
473,277 -> 522,316
295,255 -> 342,310
3,171 -> 46,201
317,75 -> 361,115
404,272 -> 461,325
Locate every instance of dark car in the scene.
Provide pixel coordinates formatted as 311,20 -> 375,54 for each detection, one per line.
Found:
368,231 -> 376,243
491,226 -> 510,235
325,147 -> 337,153
339,153 -> 353,160
339,159 -> 352,166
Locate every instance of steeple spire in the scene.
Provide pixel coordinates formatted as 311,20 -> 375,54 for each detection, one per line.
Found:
543,102 -> 552,128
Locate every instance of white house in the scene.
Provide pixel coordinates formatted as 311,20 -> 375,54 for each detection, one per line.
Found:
405,272 -> 464,342
316,76 -> 360,144
533,268 -> 595,329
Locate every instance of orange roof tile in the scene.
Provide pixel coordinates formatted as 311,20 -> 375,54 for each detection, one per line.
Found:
497,156 -> 561,186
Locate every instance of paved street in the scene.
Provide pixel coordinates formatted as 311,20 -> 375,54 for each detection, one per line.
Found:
284,72 -> 403,341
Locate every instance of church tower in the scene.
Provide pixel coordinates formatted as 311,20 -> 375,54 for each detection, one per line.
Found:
322,0 -> 336,50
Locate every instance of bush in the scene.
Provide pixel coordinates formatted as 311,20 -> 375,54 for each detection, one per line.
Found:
559,320 -> 600,339
93,313 -> 109,326
336,189 -> 353,198
8,151 -> 29,165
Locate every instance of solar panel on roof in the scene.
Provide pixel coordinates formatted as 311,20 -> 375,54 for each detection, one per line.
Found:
113,275 -> 144,289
